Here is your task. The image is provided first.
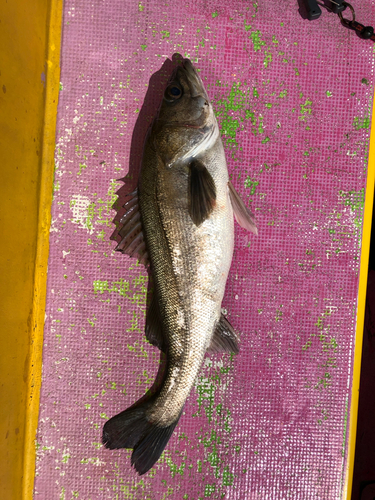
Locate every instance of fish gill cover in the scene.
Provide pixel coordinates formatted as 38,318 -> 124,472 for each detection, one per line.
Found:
35,0 -> 374,499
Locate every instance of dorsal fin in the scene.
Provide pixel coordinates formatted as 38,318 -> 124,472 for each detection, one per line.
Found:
145,294 -> 165,351
115,189 -> 149,265
188,159 -> 216,226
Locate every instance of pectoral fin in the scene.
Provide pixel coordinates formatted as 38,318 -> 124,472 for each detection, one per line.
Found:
116,189 -> 149,265
188,159 -> 216,226
228,181 -> 258,235
207,313 -> 239,354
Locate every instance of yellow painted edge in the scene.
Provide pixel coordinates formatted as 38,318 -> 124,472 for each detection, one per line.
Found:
343,84 -> 375,499
21,1 -> 63,498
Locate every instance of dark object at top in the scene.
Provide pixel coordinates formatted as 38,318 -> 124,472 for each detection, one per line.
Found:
299,0 -> 375,43
303,0 -> 322,20
300,0 -> 346,19
323,0 -> 346,14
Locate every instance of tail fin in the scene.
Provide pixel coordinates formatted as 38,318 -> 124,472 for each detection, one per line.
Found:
102,403 -> 181,475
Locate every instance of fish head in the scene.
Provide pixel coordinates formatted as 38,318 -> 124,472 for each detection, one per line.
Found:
152,58 -> 218,166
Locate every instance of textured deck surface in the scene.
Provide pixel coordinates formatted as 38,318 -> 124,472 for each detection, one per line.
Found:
34,1 -> 375,498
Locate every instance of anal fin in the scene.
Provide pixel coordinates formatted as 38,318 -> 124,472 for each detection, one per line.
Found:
207,313 -> 239,354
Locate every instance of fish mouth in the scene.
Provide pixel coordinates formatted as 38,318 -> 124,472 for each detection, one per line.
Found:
172,57 -> 209,100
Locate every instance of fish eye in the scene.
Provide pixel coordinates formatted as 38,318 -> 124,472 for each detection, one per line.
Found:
164,84 -> 183,102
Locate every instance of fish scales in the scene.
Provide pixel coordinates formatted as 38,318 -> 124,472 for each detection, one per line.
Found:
102,56 -> 257,475
140,137 -> 234,426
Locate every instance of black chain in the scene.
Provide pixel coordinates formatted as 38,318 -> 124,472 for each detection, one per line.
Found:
301,0 -> 375,42
338,2 -> 375,40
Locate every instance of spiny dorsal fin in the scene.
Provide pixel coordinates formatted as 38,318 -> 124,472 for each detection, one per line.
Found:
207,313 -> 239,354
188,159 -> 216,226
228,181 -> 258,235
116,189 -> 149,266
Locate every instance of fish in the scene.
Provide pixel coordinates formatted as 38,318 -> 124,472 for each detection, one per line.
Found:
102,56 -> 257,475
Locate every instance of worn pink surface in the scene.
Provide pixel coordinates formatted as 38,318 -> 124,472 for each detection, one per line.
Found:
35,1 -> 375,499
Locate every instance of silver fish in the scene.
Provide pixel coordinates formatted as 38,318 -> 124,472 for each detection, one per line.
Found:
102,57 -> 257,475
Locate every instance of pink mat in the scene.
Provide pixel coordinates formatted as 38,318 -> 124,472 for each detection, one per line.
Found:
34,1 -> 375,498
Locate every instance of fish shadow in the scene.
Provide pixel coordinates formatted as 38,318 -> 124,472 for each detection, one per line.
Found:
111,53 -> 183,243
109,55 -> 183,396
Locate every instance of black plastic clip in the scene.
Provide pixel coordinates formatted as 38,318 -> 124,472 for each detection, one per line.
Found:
322,0 -> 346,14
300,0 -> 322,20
